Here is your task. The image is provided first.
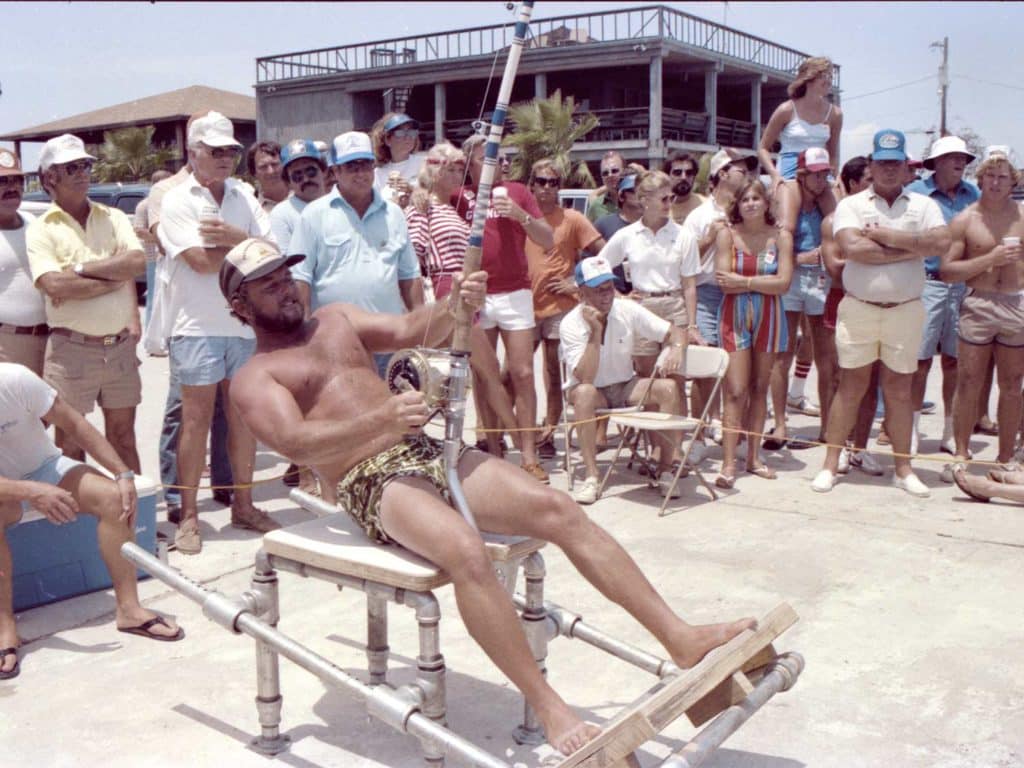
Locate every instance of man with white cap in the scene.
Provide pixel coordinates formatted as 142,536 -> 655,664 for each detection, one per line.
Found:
0,148 -> 48,374
287,131 -> 423,377
26,133 -> 145,471
811,129 -> 950,497
560,256 -> 687,504
941,147 -> 1024,479
906,135 -> 979,462
269,139 -> 328,254
157,111 -> 278,554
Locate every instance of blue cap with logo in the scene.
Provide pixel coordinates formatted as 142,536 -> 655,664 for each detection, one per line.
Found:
280,139 -> 323,169
383,114 -> 418,134
872,129 -> 907,162
574,256 -> 618,288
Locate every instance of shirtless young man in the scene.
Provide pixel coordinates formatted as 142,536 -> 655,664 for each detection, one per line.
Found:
941,153 -> 1024,474
223,238 -> 755,755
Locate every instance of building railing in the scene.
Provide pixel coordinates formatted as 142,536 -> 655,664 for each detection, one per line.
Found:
256,5 -> 817,85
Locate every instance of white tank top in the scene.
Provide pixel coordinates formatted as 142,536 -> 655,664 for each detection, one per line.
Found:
779,103 -> 832,155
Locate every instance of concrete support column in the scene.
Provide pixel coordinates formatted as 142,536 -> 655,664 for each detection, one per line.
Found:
648,53 -> 663,154
750,76 -> 764,150
704,67 -> 718,146
534,73 -> 547,100
434,82 -> 446,144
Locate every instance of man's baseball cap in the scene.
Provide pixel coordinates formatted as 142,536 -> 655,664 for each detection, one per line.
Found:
923,135 -> 976,169
618,174 -> 638,193
871,129 -> 907,162
383,114 -> 418,133
330,132 -> 374,166
708,148 -> 758,179
38,133 -> 96,172
188,111 -> 242,149
0,148 -> 23,177
574,256 -> 617,288
280,139 -> 323,169
798,147 -> 831,173
219,237 -> 303,301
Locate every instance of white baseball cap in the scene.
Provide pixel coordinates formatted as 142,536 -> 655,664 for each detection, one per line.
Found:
188,111 -> 242,149
708,148 -> 758,179
330,132 -> 374,166
923,135 -> 976,170
38,133 -> 96,172
798,147 -> 831,173
219,238 -> 303,300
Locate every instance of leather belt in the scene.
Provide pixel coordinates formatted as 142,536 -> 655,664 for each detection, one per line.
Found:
925,271 -> 942,281
50,327 -> 130,346
0,322 -> 50,336
635,289 -> 682,298
851,296 -> 916,310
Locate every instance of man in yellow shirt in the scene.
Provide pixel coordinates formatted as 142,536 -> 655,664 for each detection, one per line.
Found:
26,134 -> 145,471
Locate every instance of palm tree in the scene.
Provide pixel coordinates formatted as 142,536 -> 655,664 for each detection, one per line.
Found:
503,89 -> 599,187
93,125 -> 177,182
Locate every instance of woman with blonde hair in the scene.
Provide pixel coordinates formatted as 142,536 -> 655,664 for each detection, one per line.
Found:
714,180 -> 794,487
371,112 -> 427,204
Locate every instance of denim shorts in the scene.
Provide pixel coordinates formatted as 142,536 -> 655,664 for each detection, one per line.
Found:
170,335 -> 256,386
695,283 -> 724,347
919,279 -> 966,359
19,453 -> 87,516
782,266 -> 831,316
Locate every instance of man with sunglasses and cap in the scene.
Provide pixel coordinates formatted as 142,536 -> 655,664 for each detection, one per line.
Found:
905,135 -> 979,463
0,148 -> 48,375
157,111 -> 278,554
26,134 -> 145,472
269,139 -> 328,254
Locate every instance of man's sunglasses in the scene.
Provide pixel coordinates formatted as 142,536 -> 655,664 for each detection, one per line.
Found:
61,160 -> 94,176
670,167 -> 697,178
0,175 -> 24,188
601,167 -> 623,177
532,177 -> 560,188
288,166 -> 321,183
207,146 -> 241,159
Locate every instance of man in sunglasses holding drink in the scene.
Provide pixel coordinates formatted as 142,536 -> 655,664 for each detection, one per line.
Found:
157,111 -> 279,554
26,134 -> 145,472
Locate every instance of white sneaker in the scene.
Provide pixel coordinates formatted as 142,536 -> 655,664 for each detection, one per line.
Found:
683,439 -> 708,466
939,461 -> 966,484
849,451 -> 884,476
893,471 -> 930,498
837,448 -> 851,475
573,476 -> 600,505
787,395 -> 821,417
657,471 -> 682,499
710,420 -> 724,445
811,469 -> 837,493
939,436 -> 957,455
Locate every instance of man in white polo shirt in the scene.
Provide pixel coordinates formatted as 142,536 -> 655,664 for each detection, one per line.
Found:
812,130 -> 950,497
560,256 -> 687,504
157,111 -> 279,554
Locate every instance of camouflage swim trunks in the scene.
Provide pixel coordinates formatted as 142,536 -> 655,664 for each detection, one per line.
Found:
335,433 -> 470,543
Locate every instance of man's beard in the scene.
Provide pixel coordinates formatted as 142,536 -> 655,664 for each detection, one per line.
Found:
672,178 -> 693,197
252,304 -> 303,334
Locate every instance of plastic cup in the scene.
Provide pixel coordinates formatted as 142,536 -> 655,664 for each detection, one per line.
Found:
1003,236 -> 1021,247
492,187 -> 508,200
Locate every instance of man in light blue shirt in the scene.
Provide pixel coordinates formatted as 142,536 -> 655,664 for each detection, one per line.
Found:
269,139 -> 328,251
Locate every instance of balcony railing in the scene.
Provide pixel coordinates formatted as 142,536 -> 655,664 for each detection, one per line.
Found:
257,5 -> 817,85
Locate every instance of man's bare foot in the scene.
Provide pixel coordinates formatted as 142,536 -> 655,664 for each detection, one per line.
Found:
0,625 -> 19,675
537,703 -> 602,756
116,607 -> 181,639
668,618 -> 757,669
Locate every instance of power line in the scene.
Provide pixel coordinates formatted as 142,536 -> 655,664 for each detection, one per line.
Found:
842,75 -> 934,102
955,75 -> 1024,93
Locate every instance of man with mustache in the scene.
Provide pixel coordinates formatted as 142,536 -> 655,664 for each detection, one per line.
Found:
269,140 -> 328,270
664,151 -> 704,224
0,149 -> 48,374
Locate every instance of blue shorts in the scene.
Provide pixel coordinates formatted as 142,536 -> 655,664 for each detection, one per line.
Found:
782,266 -> 831,316
919,279 -> 966,360
695,283 -> 724,347
18,454 -> 87,517
169,335 -> 256,386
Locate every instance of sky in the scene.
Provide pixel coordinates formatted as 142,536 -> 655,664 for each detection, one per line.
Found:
1,1 -> 1021,170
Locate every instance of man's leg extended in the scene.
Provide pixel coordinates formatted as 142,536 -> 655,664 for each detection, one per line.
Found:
993,343 -> 1024,463
0,503 -> 22,675
569,384 -> 609,480
952,341 -> 992,461
220,378 -> 259,516
880,365 -> 915,478
502,327 -> 541,467
821,363 -> 874,473
178,382 -> 218,529
102,406 -> 141,474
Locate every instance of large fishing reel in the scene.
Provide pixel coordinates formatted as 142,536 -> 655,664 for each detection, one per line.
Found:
385,348 -> 457,415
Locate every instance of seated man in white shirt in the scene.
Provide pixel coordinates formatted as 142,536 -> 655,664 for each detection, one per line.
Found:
0,363 -> 183,680
560,256 -> 687,504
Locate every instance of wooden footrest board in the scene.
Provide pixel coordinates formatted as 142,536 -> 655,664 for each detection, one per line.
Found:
556,603 -> 799,767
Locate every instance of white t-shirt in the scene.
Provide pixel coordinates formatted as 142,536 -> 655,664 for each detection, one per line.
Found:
683,197 -> 728,286
157,175 -> 273,338
0,212 -> 46,327
560,298 -> 670,388
0,362 -> 60,479
598,219 -> 700,293
832,187 -> 947,304
270,196 -> 307,256
373,153 -> 428,204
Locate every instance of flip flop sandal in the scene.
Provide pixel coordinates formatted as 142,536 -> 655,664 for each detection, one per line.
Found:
747,465 -> 777,480
0,647 -> 20,680
118,616 -> 185,642
714,473 -> 736,489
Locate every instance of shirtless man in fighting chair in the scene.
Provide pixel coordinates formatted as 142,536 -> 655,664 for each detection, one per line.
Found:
224,237 -> 756,756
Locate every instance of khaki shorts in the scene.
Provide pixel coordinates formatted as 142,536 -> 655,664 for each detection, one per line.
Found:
535,310 -> 568,341
835,296 -> 924,374
0,330 -> 48,375
571,376 -> 641,410
634,293 -> 686,356
335,434 -> 471,544
958,289 -> 1024,347
43,332 -> 142,414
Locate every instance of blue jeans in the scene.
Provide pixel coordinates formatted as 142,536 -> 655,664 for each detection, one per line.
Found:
159,366 -> 233,507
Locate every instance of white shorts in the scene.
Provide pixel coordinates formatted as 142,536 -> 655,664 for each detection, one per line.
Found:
479,288 -> 535,331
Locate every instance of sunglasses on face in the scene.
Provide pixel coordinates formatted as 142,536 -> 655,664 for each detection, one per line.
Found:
206,146 -> 240,159
601,167 -> 623,177
390,128 -> 418,139
532,177 -> 560,188
288,165 -> 321,183
61,160 -> 94,176
0,175 -> 24,188
670,167 -> 697,177
342,159 -> 374,173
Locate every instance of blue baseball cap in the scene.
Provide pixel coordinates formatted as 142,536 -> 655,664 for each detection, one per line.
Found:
575,256 -> 617,288
872,129 -> 907,162
383,114 -> 418,133
618,174 -> 637,193
280,139 -> 323,169
330,132 -> 374,166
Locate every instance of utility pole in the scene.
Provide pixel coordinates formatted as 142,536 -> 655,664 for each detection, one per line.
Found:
930,37 -> 949,136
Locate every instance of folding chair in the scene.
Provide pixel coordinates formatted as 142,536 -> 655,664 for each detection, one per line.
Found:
599,345 -> 730,515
